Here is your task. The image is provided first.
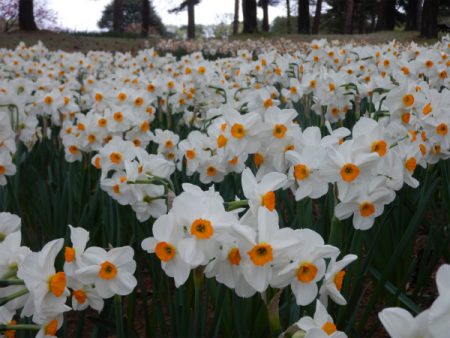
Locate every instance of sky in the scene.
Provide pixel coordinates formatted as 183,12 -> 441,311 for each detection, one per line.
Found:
46,0 -> 287,32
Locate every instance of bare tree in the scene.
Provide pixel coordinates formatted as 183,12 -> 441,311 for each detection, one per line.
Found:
344,0 -> 353,33
169,0 -> 201,39
405,0 -> 418,30
242,0 -> 257,33
420,0 -> 438,37
259,0 -> 269,32
297,0 -> 309,34
141,0 -> 149,36
312,0 -> 322,34
233,0 -> 239,34
113,0 -> 124,32
286,0 -> 292,33
18,0 -> 37,31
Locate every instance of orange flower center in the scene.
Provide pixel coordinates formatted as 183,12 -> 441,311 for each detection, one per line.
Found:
229,156 -> 238,166
94,156 -> 101,169
165,140 -> 174,148
48,272 -> 66,297
155,242 -> 176,262
340,163 -> 360,182
110,152 -> 122,164
206,166 -> 217,177
98,118 -> 107,127
117,92 -> 127,102
264,98 -> 273,108
402,94 -> 414,107
371,140 -> 387,157
44,96 -> 53,105
114,112 -> 123,123
436,123 -> 448,136
87,134 -> 96,143
99,261 -> 117,280
422,103 -> 432,115
296,262 -> 318,283
95,93 -> 103,102
334,270 -> 346,291
261,191 -> 276,212
248,243 -> 273,266
294,164 -> 309,180
134,97 -> 144,106
186,149 -> 196,160
254,153 -> 264,167
322,321 -> 337,335
231,123 -> 246,139
140,121 -> 150,132
44,319 -> 58,336
4,320 -> 16,338
228,247 -> 241,265
405,157 -> 417,172
0,165 -> 5,175
401,112 -> 411,124
69,145 -> 79,154
73,289 -> 87,304
273,124 -> 287,138
64,247 -> 75,262
191,219 -> 214,239
359,201 -> 375,217
217,134 -> 228,148
419,143 -> 426,156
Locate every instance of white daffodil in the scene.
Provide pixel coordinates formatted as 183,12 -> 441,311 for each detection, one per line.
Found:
296,300 -> 347,338
319,254 -> 357,306
75,246 -> 137,299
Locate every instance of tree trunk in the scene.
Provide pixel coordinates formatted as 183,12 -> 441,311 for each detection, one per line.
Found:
141,0 -> 150,37
233,0 -> 240,34
386,0 -> 395,30
18,0 -> 37,31
376,0 -> 396,31
420,0 -> 438,38
406,0 -> 418,30
286,0 -> 292,34
297,0 -> 310,34
242,0 -> 258,33
344,0 -> 354,34
376,0 -> 386,30
312,0 -> 322,34
262,0 -> 269,32
187,0 -> 195,39
417,0 -> 424,30
357,0 -> 365,33
113,0 -> 124,32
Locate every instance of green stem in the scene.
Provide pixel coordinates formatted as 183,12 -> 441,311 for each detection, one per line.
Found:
114,295 -> 125,338
224,200 -> 249,212
0,279 -> 24,287
0,324 -> 40,331
193,266 -> 204,338
0,288 -> 29,306
262,289 -> 283,337
0,268 -> 17,280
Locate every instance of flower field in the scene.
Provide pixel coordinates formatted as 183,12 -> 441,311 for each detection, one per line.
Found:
0,36 -> 449,338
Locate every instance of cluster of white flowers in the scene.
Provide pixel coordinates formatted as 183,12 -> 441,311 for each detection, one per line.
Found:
0,38 -> 448,229
0,112 -> 16,186
93,136 -> 175,221
141,171 -> 357,309
0,36 -> 449,337
0,212 -> 136,338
